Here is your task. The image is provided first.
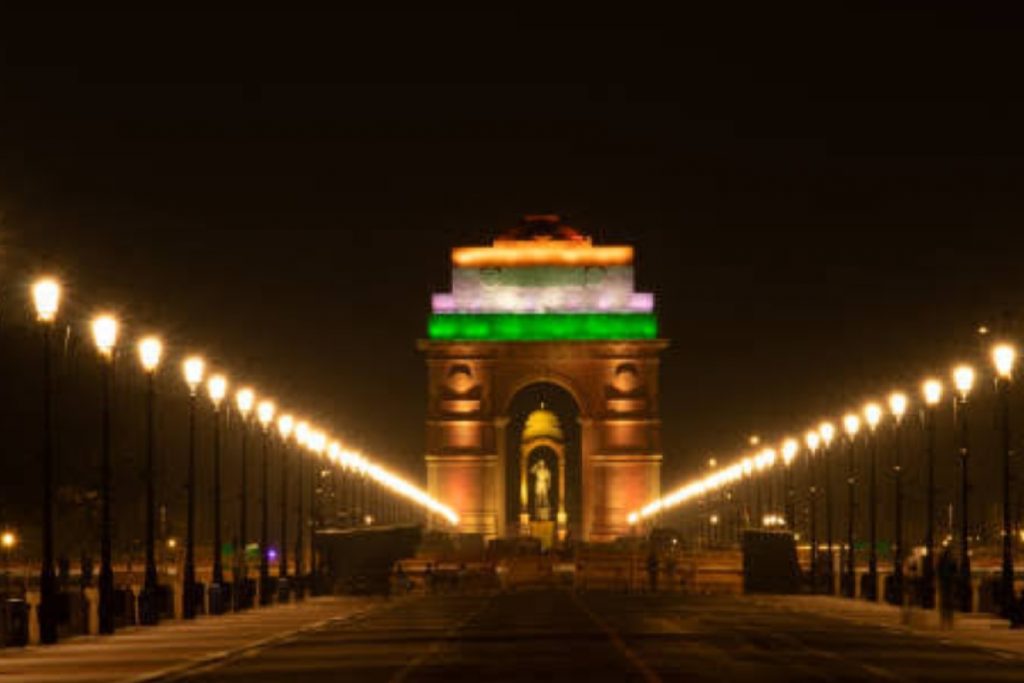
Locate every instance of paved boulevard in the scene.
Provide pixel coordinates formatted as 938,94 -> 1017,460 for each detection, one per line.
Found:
177,591 -> 1024,682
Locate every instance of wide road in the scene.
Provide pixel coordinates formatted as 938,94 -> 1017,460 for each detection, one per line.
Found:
176,591 -> 1024,682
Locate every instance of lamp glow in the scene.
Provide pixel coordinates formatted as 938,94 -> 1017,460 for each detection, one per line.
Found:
235,388 -> 255,416
953,365 -> 975,397
257,400 -> 275,428
207,374 -> 228,406
923,379 -> 942,405
183,356 -> 205,393
32,278 -> 61,322
1,530 -> 16,549
993,344 -> 1016,379
781,438 -> 798,466
295,421 -> 310,446
277,414 -> 294,439
818,422 -> 835,447
805,430 -> 820,451
138,336 -> 163,373
91,314 -> 119,357
843,413 -> 860,437
864,402 -> 882,430
889,392 -> 908,421
309,430 -> 326,454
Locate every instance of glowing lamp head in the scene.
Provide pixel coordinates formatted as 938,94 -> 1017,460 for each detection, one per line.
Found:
277,413 -> 294,439
843,413 -> 860,437
137,336 -> 163,373
781,438 -> 798,466
0,531 -> 15,549
993,344 -> 1016,380
627,512 -> 639,525
309,430 -> 326,454
805,430 -> 820,451
953,365 -> 975,398
818,422 -> 835,446
864,402 -> 882,431
207,374 -> 228,406
922,379 -> 942,406
257,400 -> 275,428
32,278 -> 61,323
183,356 -> 205,393
888,392 -> 908,421
328,440 -> 341,463
295,421 -> 310,446
235,387 -> 255,416
91,314 -> 119,357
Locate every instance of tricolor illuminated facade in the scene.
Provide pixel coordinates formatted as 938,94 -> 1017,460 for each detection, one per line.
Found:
421,215 -> 667,542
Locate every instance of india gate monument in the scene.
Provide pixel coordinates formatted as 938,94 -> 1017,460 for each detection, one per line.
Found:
420,215 -> 668,544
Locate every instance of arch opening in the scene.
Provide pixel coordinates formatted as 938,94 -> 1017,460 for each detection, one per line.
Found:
505,382 -> 581,542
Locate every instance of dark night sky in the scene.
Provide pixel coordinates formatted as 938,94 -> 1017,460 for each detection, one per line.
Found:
2,7 -> 1024,495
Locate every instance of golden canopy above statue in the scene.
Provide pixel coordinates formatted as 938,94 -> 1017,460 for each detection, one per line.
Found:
522,407 -> 564,443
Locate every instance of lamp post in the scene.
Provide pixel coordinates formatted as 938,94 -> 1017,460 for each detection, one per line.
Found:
277,415 -> 297,598
863,402 -> 882,602
257,400 -> 275,606
234,388 -> 254,610
207,373 -> 228,614
91,314 -> 119,634
309,431 -> 327,592
805,430 -> 821,592
993,344 -> 1016,615
295,420 -> 310,592
182,356 -> 205,619
137,336 -> 163,625
32,278 -> 60,644
953,364 -> 975,612
921,378 -> 942,609
277,415 -> 290,602
819,422 -> 836,595
842,413 -> 860,599
781,438 -> 798,532
888,391 -> 908,606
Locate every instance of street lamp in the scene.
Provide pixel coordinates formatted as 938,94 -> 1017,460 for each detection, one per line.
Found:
257,400 -> 275,605
207,373 -> 228,614
863,402 -> 882,602
842,412 -> 860,599
921,378 -> 942,609
182,355 -> 205,619
294,420 -> 310,586
309,430 -> 326,591
819,421 -> 836,595
32,277 -> 61,644
993,343 -> 1016,615
137,335 -> 163,625
781,438 -> 798,533
888,391 -> 908,605
805,430 -> 821,592
234,387 -> 254,610
91,313 -> 118,634
953,364 -> 975,612
276,412 -> 291,603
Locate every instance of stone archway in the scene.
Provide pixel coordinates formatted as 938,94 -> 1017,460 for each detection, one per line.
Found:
421,219 -> 668,541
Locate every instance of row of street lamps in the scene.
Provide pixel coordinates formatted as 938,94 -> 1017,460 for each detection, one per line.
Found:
631,341 -> 1020,614
29,277 -> 458,644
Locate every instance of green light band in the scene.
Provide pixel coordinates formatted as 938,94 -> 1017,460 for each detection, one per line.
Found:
428,313 -> 658,341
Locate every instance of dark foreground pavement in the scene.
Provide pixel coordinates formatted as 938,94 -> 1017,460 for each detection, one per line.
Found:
176,591 -> 1024,682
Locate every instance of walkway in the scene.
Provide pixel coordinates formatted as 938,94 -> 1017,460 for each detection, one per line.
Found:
0,596 -> 386,683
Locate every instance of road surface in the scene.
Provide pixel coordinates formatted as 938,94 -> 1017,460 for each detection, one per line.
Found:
176,591 -> 1024,682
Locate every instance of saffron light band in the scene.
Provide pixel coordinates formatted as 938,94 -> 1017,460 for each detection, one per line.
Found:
453,240 -> 634,268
